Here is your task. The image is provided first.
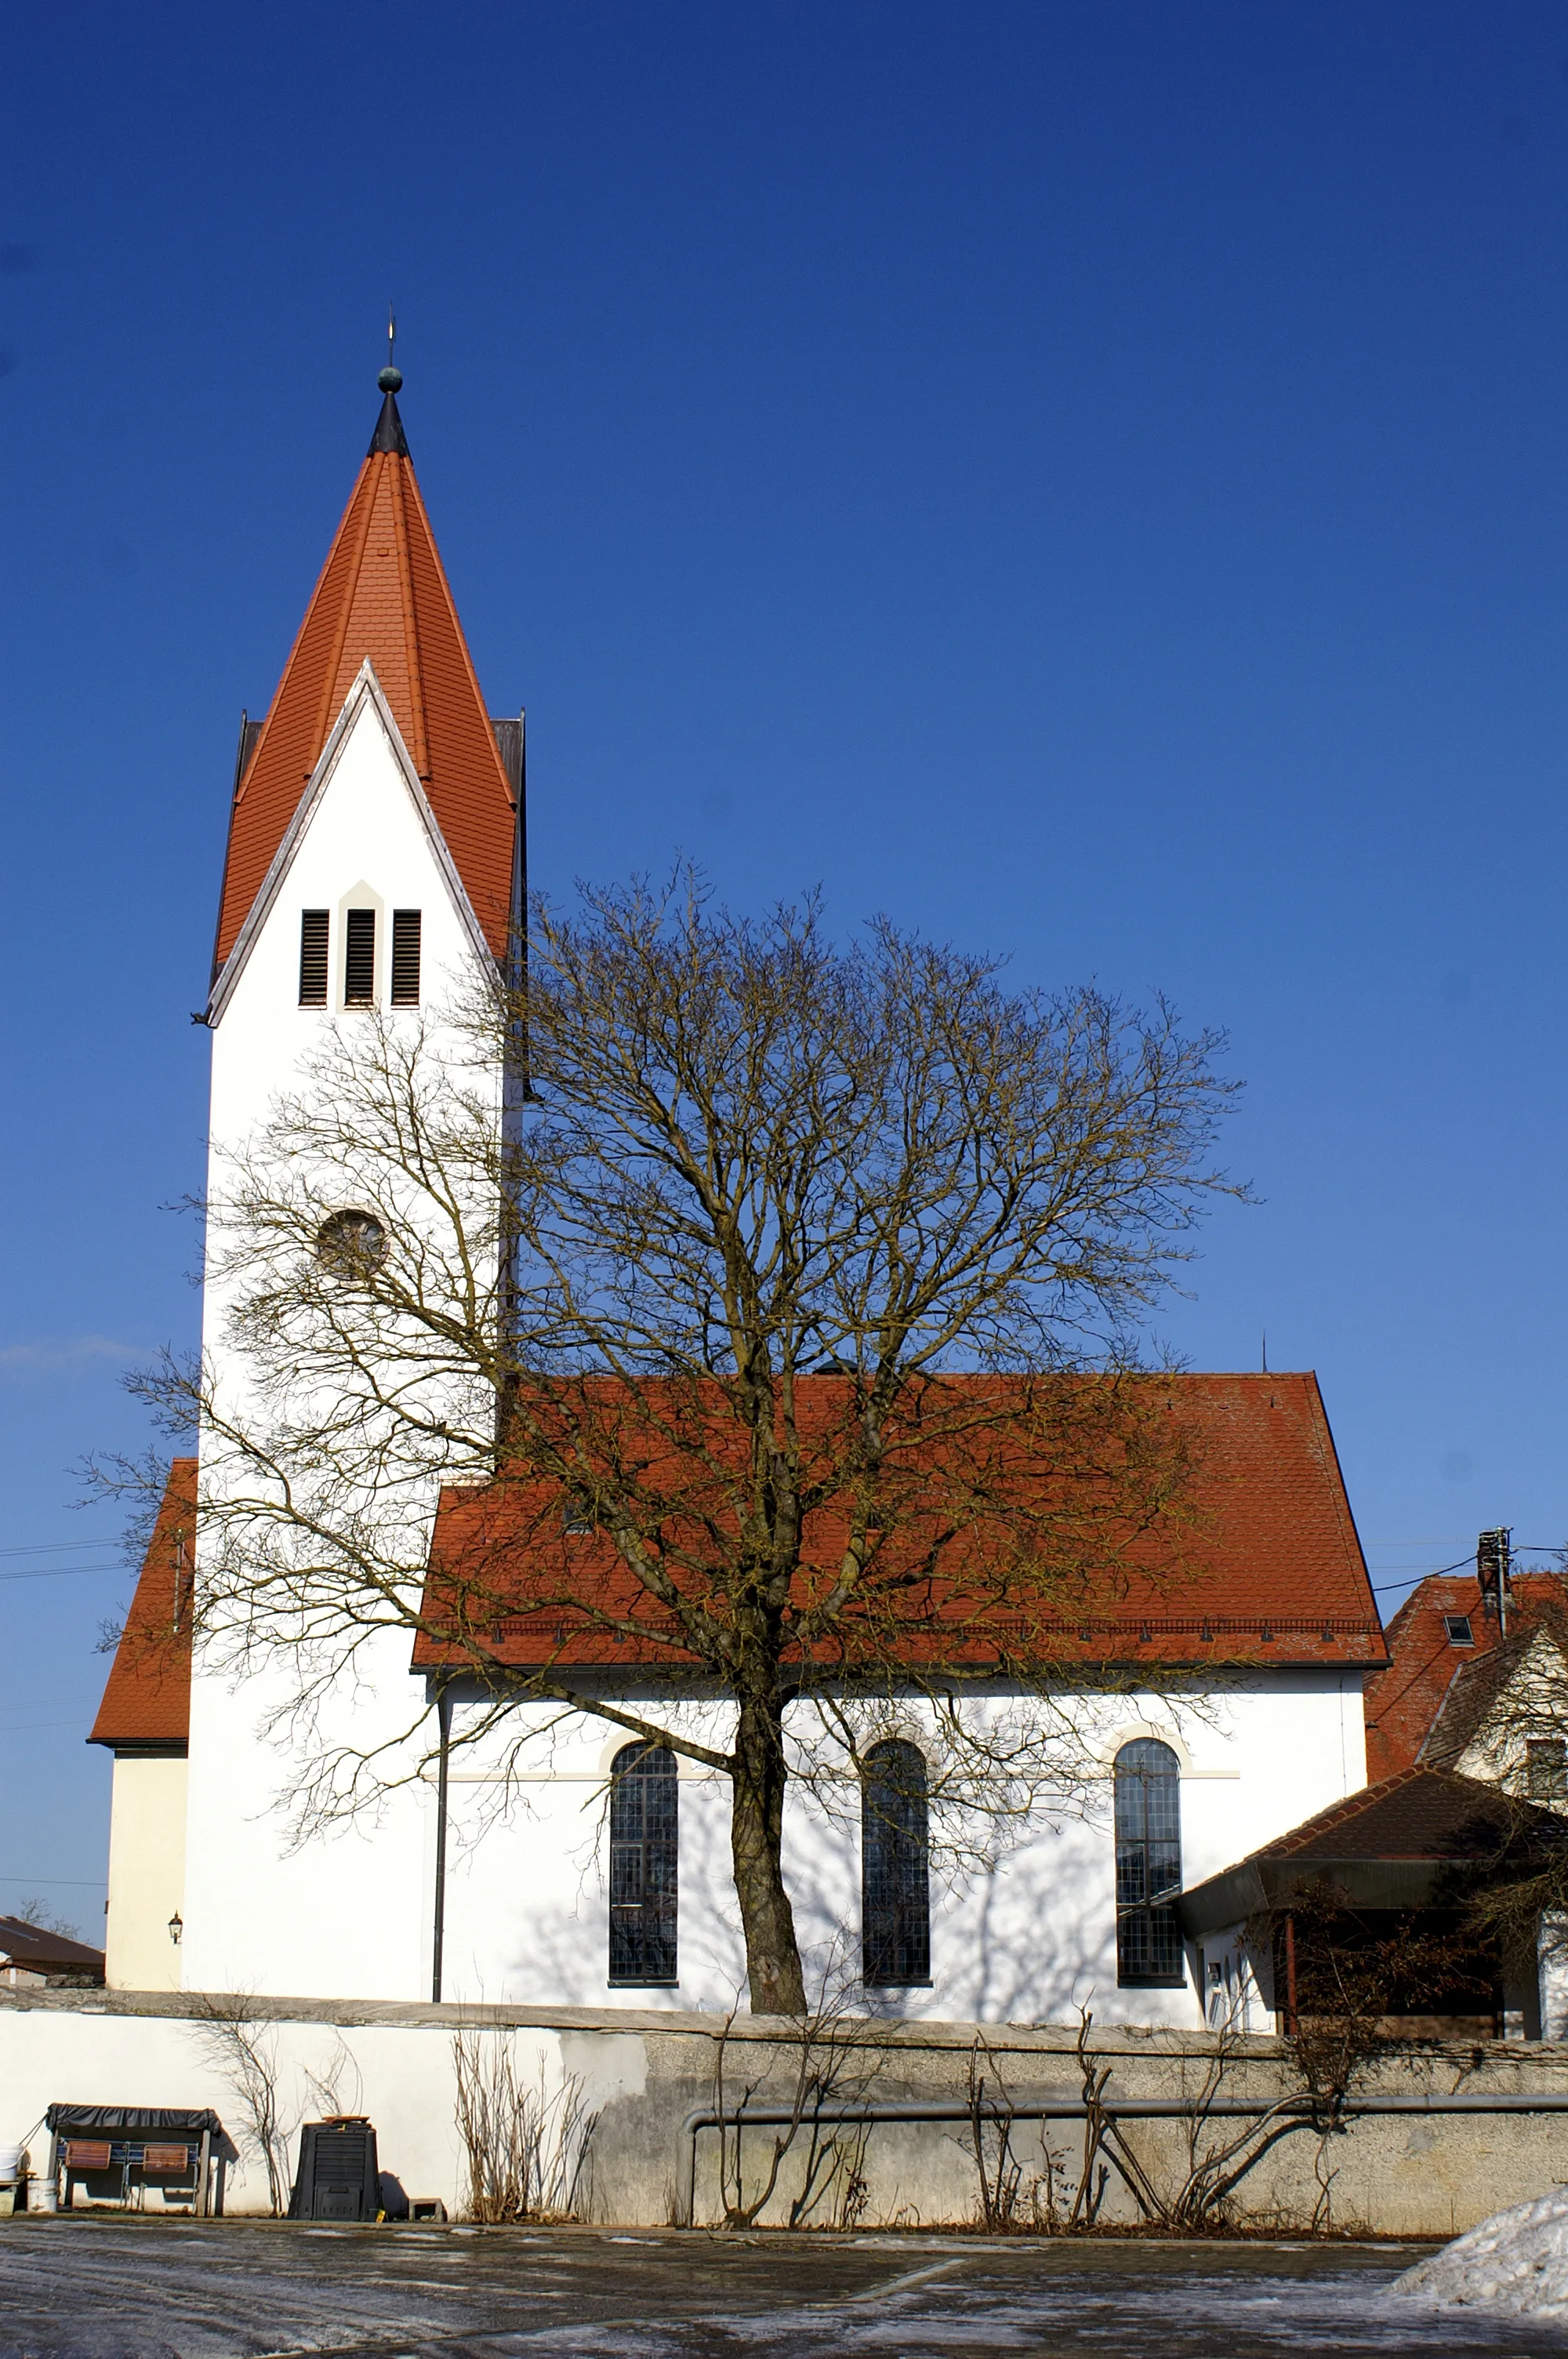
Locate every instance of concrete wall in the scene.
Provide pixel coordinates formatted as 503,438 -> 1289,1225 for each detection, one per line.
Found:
105,1753 -> 187,1992
9,1986 -> 1568,2238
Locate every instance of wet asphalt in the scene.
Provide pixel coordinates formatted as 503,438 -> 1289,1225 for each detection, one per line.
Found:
0,2218 -> 1563,2358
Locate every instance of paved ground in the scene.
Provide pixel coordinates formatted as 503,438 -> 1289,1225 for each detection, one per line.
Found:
0,2219 -> 1562,2358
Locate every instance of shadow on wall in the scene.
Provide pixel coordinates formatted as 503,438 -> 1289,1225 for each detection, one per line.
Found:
433,1739 -> 1173,2026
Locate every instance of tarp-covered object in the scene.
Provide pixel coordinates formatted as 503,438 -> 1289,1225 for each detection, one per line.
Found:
46,2105 -> 223,2136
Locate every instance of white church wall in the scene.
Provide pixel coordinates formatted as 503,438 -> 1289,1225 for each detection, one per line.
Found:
184,678 -> 502,2004
104,1753 -> 187,1993
430,1670 -> 1367,2028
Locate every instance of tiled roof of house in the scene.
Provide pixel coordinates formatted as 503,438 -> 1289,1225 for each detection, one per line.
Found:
1363,1571 -> 1568,1780
211,383 -> 517,978
1263,1765 -> 1527,1863
1178,1764 -> 1568,1934
0,1916 -> 105,1976
1419,1608 -> 1568,1771
87,1459 -> 196,1750
413,1370 -> 1385,1674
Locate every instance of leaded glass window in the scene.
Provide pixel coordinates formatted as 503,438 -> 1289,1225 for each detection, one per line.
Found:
608,1742 -> 677,1984
862,1739 -> 931,1987
1114,1738 -> 1185,1987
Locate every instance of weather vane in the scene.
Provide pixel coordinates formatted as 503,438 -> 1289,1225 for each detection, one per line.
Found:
379,304 -> 402,395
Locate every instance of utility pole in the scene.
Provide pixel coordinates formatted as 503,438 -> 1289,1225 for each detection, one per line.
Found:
1478,1528 -> 1512,1637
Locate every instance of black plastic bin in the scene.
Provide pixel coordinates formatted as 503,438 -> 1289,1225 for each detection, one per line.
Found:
289,2117 -> 380,2222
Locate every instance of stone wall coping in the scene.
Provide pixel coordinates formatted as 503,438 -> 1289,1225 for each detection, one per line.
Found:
7,1986 -> 1568,2082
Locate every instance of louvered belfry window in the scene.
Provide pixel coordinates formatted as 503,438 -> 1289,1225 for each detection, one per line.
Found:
608,1742 -> 678,1984
343,909 -> 376,1007
1114,1739 -> 1185,1986
298,911 -> 329,1006
390,909 -> 422,1005
862,1740 -> 931,1986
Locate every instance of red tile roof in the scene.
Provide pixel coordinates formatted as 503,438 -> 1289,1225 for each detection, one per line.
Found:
1264,1765 -> 1531,1863
0,1916 -> 105,1976
1179,1765 -> 1568,1933
88,1459 -> 195,1750
413,1371 -> 1386,1674
211,396 -> 517,976
1363,1570 -> 1568,1781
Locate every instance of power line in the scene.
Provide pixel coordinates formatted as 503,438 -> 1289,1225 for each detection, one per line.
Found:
0,1875 -> 104,1888
1368,1556 -> 1477,1595
0,1538 -> 122,1559
0,1565 -> 128,1584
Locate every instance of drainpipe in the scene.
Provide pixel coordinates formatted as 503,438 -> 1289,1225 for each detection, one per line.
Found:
430,1683 -> 453,2005
675,2088 -> 1568,2229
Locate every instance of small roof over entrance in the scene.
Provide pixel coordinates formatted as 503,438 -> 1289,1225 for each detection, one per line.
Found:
1178,1766 -> 1568,1935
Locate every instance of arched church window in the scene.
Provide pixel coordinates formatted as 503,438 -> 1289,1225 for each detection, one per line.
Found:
314,1209 -> 387,1276
862,1739 -> 931,1986
1114,1739 -> 1185,1986
608,1742 -> 678,1984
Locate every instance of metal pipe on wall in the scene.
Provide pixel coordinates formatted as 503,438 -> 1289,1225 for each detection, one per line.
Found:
676,2087 -> 1568,2228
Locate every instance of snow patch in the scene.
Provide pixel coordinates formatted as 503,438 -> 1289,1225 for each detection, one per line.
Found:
1393,2189 -> 1568,2318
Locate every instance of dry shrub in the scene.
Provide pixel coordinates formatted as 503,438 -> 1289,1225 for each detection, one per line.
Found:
452,2030 -> 599,2223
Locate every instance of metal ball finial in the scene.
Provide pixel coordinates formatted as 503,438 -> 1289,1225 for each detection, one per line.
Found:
379,365 -> 403,393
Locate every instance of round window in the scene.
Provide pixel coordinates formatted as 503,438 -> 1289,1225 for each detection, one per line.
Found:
314,1209 -> 387,1274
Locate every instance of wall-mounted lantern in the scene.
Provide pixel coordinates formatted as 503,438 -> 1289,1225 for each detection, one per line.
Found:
168,1912 -> 183,1946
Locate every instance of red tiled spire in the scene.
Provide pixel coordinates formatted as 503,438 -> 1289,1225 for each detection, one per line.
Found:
89,1459 -> 196,1750
211,377 -> 517,976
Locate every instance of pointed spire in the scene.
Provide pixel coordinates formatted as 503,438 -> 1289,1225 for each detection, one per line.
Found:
368,373 -> 409,457
211,345 -> 517,979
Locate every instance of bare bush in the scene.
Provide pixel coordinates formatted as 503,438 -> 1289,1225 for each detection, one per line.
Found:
192,1994 -> 292,2215
452,2032 -> 599,2222
710,1968 -> 884,2228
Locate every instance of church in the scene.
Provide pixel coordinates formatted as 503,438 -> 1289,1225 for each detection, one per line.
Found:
89,369 -> 1389,2027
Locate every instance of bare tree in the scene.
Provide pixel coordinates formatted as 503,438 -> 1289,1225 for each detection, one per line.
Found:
100,876 -> 1242,2013
13,1896 -> 82,1941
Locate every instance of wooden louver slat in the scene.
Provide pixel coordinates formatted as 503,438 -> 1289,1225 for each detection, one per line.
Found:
390,908 -> 422,1006
298,910 -> 329,1006
343,908 -> 376,1006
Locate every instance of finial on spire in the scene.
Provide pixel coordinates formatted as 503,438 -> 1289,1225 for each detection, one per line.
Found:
369,304 -> 409,456
379,304 -> 402,394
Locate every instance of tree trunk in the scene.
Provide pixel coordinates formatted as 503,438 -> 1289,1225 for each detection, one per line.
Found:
729,1689 -> 808,2015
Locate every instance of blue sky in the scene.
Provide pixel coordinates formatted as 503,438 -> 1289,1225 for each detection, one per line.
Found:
4,1 -> 1568,1929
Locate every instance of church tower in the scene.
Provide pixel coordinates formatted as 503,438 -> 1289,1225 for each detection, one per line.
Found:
206,364 -> 521,1023
173,368 -> 522,1997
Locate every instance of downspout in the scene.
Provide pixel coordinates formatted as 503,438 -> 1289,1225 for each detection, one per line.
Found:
430,1683 -> 453,2004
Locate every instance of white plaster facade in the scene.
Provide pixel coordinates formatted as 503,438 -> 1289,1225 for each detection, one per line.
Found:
183,667 -> 499,2003
430,1673 -> 1367,2026
104,1754 -> 187,1992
